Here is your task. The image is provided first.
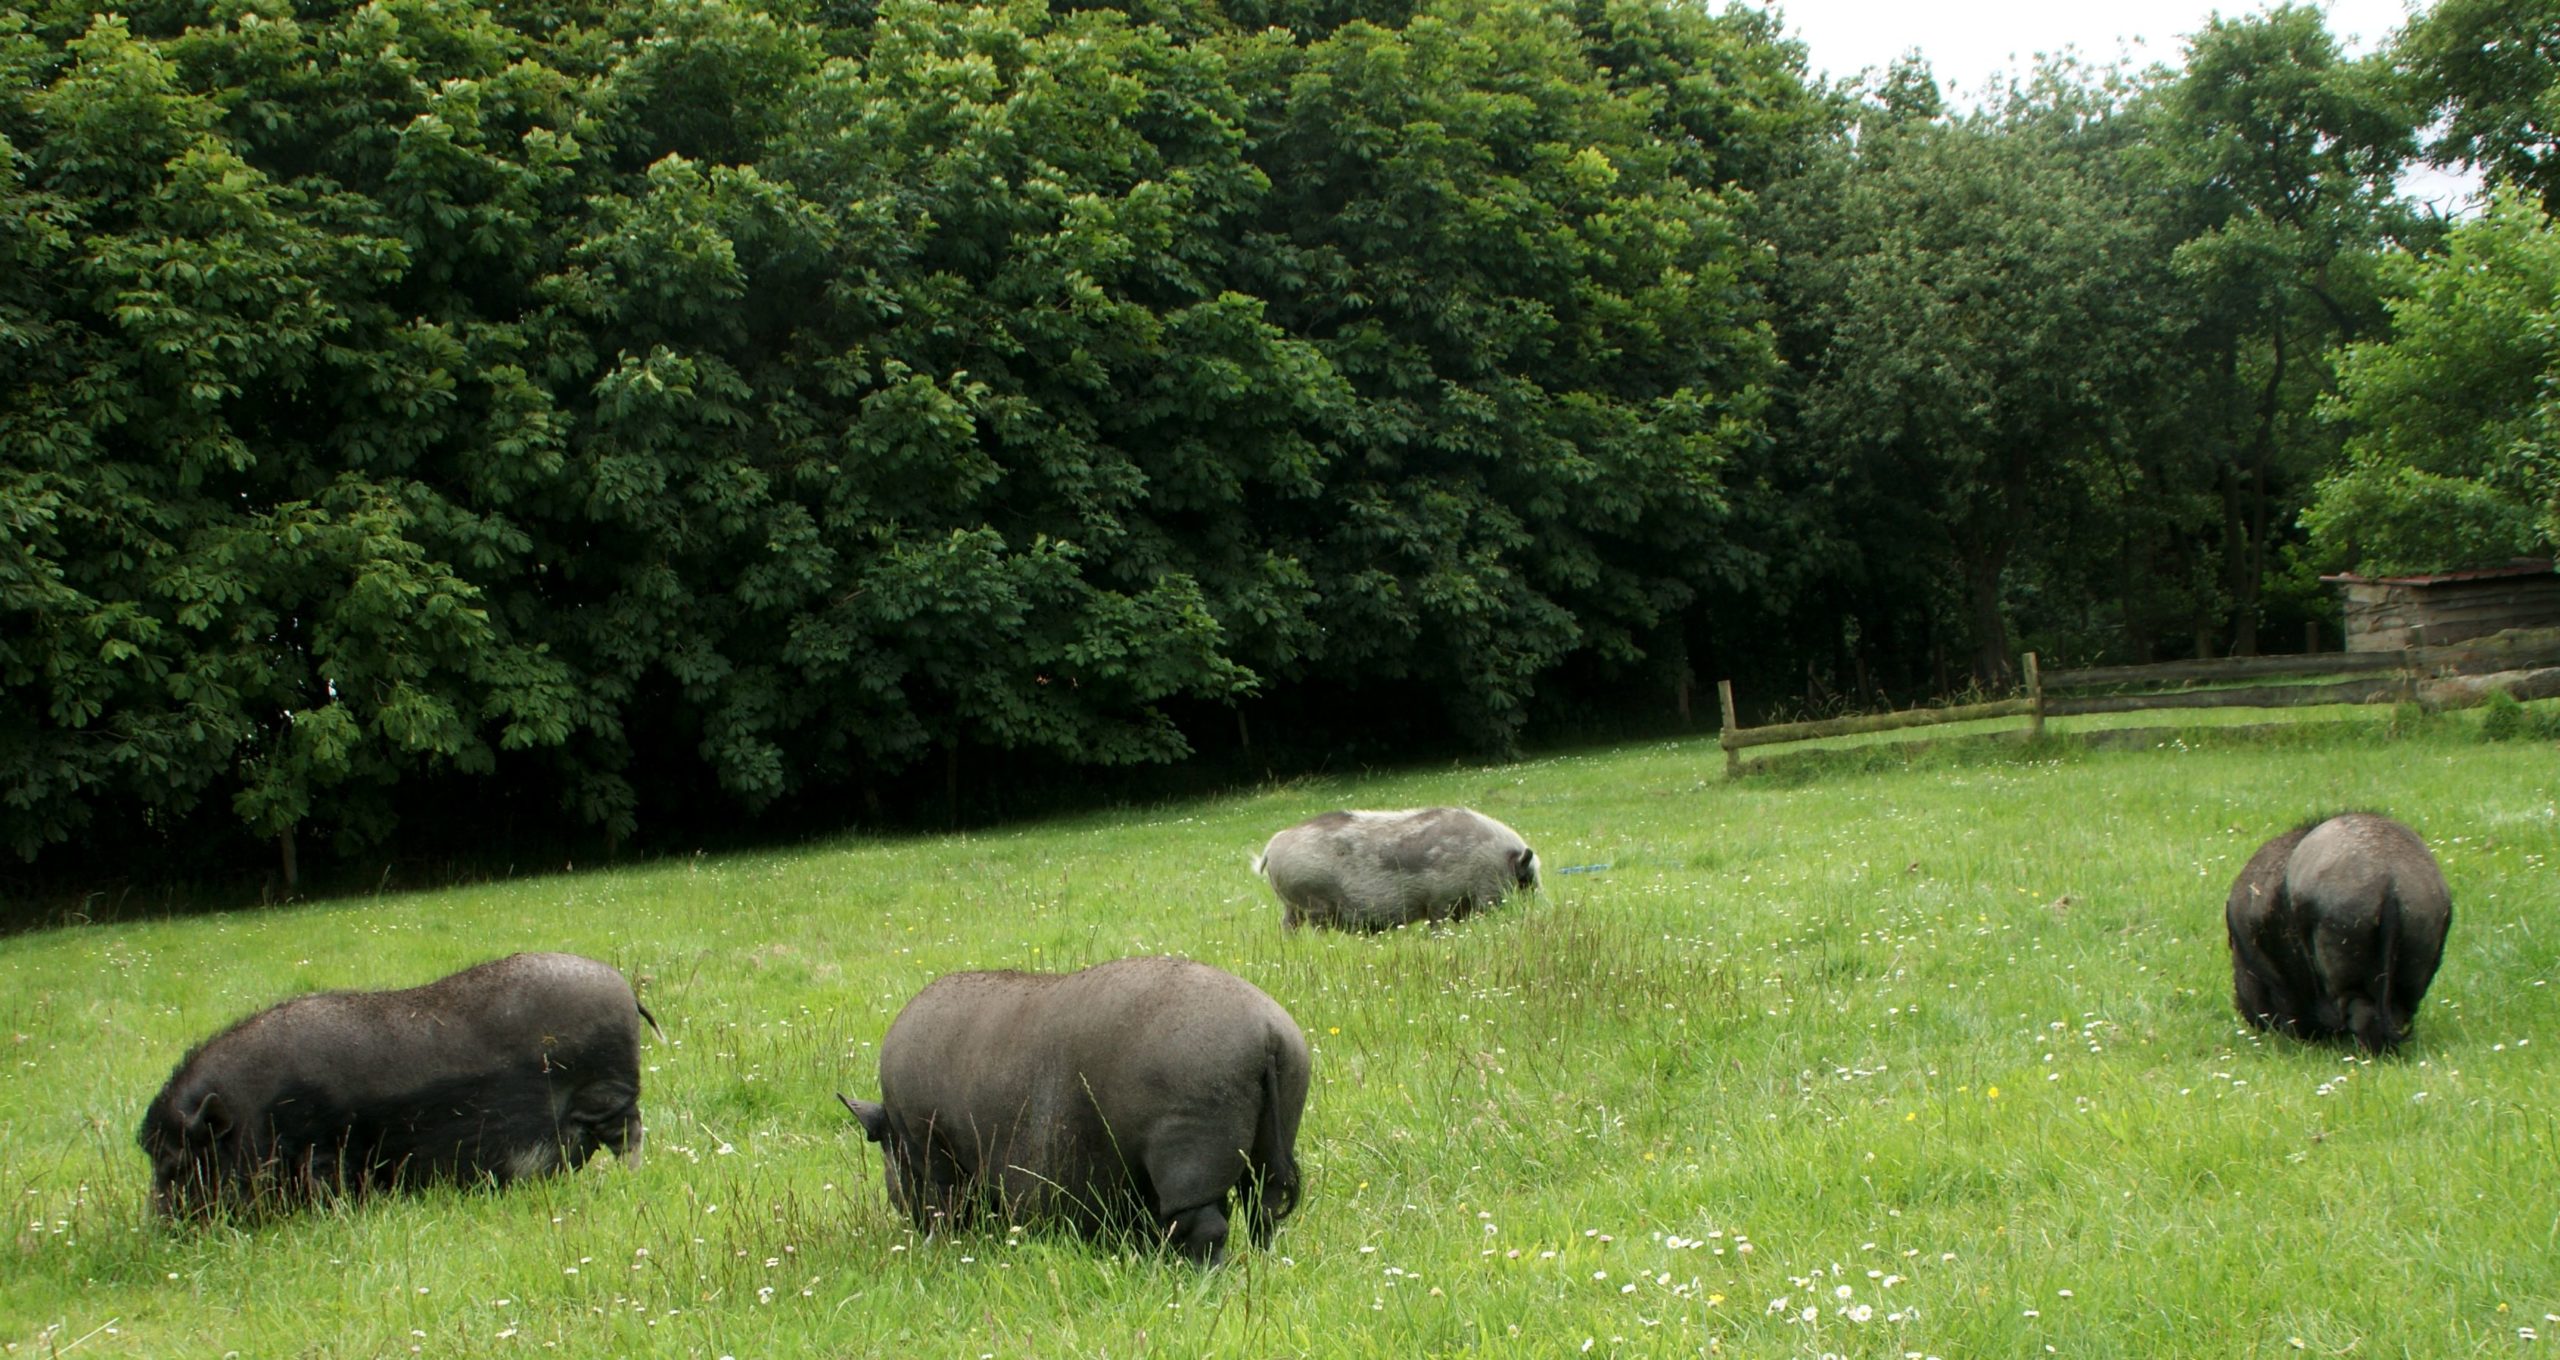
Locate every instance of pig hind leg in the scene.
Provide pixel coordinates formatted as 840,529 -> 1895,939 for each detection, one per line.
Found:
1241,1076 -> 1300,1248
1240,1158 -> 1293,1248
1160,1199 -> 1232,1266
1145,1138 -> 1252,1265
2386,891 -> 2446,1041
562,1079 -> 644,1169
2312,912 -> 2403,1053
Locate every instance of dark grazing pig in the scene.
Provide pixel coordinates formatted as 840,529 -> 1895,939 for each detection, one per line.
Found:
1254,806 -> 1539,931
138,952 -> 653,1218
2225,813 -> 2453,1053
838,956 -> 1308,1265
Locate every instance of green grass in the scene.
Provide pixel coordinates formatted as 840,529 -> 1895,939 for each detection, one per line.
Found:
4,715 -> 2557,1357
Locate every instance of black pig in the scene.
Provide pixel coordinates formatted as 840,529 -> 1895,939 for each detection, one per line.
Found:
139,952 -> 652,1217
2226,813 -> 2452,1053
841,956 -> 1308,1264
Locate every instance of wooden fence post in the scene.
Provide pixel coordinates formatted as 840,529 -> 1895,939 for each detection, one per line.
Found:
1718,679 -> 1739,779
2024,652 -> 2043,741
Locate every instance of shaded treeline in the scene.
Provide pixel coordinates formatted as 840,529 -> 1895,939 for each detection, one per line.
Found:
3,0 -> 2553,892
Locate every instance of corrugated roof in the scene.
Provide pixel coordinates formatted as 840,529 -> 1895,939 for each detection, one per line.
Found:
2320,557 -> 2556,587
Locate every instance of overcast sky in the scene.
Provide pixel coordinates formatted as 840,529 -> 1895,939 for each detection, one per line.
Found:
1773,0 -> 2481,210
1775,0 -> 2425,99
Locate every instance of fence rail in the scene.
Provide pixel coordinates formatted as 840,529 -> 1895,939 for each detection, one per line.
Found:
1717,626 -> 2560,777
2044,676 -> 2407,717
2043,651 -> 2404,690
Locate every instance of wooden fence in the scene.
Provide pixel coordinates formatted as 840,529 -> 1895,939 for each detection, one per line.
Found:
1716,626 -> 2560,777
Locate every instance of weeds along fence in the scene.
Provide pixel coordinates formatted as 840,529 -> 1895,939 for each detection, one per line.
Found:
1716,626 -> 2560,777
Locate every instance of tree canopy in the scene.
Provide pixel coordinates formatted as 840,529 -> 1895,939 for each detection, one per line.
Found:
2305,186 -> 2560,573
2398,0 -> 2560,214
0,0 -> 1817,877
5,0 -> 2554,890
1780,76 -> 2174,685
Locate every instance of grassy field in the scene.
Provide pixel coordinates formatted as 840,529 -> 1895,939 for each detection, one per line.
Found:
3,717 -> 2555,1357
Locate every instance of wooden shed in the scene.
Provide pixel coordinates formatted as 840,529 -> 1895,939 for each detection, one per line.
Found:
2322,558 -> 2560,651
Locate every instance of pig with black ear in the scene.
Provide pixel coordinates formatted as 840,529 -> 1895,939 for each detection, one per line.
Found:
839,956 -> 1308,1265
2226,813 -> 2452,1053
138,952 -> 654,1219
1255,806 -> 1539,931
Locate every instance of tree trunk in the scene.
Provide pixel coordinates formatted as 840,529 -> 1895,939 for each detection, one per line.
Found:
943,742 -> 960,828
2229,318 -> 2289,657
2218,462 -> 2247,657
1961,546 -> 2012,688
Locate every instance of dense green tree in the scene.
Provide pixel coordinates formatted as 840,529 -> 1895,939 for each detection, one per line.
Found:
542,0 -> 1270,814
1223,0 -> 1780,745
43,0 -> 2555,886
1779,71 -> 2174,685
3,0 -> 1814,877
1,5 -> 601,867
1568,0 -> 1829,192
2142,6 -> 2422,653
2304,186 -> 2560,572
3,0 -> 1285,867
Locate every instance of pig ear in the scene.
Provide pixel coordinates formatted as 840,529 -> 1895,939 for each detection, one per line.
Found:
838,1094 -> 891,1144
1514,847 -> 1540,888
184,1090 -> 234,1142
